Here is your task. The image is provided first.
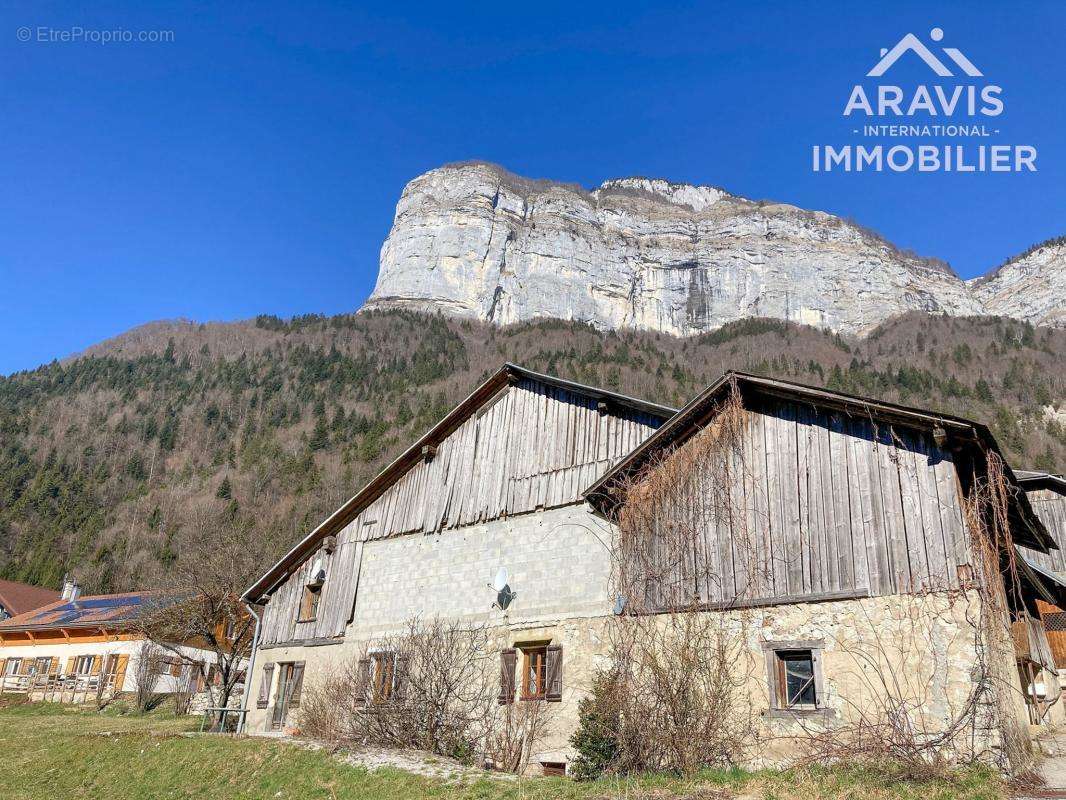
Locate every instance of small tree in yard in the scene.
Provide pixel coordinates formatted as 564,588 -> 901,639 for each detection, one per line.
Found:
136,501 -> 274,726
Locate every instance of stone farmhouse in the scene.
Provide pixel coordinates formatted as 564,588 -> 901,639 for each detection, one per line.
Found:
241,365 -> 1065,774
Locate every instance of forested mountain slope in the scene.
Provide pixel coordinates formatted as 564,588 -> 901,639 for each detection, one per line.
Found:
2,309 -> 1063,594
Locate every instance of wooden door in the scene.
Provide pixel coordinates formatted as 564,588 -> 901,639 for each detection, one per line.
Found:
271,663 -> 301,730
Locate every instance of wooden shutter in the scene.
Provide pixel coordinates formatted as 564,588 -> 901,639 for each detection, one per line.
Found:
90,656 -> 102,675
393,654 -> 410,702
50,657 -> 60,675
499,648 -> 517,705
65,657 -> 76,675
257,663 -> 274,708
545,645 -> 563,702
114,655 -> 129,691
356,657 -> 371,704
289,663 -> 305,709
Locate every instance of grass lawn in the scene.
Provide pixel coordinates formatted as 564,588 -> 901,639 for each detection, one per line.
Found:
0,698 -> 1008,800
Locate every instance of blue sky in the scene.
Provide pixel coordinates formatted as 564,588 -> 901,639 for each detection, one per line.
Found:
1,0 -> 1063,374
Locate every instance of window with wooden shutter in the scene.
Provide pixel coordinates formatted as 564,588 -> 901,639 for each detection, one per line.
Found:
289,663 -> 305,709
545,645 -> 563,702
299,583 -> 322,621
393,654 -> 409,703
371,652 -> 396,703
113,655 -> 129,692
257,663 -> 274,709
356,657 -> 371,704
498,648 -> 517,704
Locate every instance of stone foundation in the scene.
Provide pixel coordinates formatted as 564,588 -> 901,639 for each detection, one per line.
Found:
247,589 -> 1037,773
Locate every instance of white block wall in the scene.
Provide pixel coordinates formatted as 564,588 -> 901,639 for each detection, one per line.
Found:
348,503 -> 615,637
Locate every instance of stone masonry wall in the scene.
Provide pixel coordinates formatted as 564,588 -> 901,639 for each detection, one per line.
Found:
249,542 -> 1031,771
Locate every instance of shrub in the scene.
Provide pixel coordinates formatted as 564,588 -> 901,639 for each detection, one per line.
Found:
569,670 -> 622,780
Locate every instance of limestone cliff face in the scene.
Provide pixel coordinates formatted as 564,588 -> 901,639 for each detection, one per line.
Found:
970,240 -> 1066,329
364,162 -> 1061,336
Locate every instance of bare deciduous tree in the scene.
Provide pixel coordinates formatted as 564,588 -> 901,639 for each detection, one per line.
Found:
136,501 -> 274,725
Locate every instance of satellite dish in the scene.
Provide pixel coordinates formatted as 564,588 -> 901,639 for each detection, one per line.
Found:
311,557 -> 325,582
491,568 -> 509,593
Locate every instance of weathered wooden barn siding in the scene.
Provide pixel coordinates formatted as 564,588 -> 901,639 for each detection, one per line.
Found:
260,377 -> 663,645
1019,489 -> 1066,575
643,398 -> 973,609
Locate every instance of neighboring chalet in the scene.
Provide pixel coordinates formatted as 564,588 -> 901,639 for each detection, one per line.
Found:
0,580 -> 228,704
242,366 -> 1063,773
0,578 -> 59,620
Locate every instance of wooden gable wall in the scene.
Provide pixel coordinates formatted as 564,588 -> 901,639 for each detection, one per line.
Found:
1019,489 -> 1066,576
259,377 -> 664,645
630,398 -> 975,610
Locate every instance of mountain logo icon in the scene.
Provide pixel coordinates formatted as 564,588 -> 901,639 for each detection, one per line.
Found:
867,28 -> 982,77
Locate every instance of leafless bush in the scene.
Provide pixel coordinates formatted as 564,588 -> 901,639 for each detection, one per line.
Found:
485,698 -> 553,774
172,666 -> 194,716
597,386 -> 759,775
131,641 -> 166,713
301,618 -> 515,764
607,612 -> 758,774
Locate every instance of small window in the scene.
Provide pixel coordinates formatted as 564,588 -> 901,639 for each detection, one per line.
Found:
300,583 -> 322,621
772,649 -> 818,709
4,658 -> 22,676
521,646 -> 547,700
542,761 -> 567,777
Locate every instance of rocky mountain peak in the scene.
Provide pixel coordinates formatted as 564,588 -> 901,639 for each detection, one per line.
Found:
363,163 -> 1062,337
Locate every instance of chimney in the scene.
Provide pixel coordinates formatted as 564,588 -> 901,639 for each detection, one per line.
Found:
61,575 -> 81,602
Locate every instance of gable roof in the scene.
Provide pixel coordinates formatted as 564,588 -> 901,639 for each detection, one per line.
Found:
0,579 -> 60,618
584,370 -> 1055,552
0,590 -> 168,633
1015,470 -> 1066,495
242,363 -> 676,603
